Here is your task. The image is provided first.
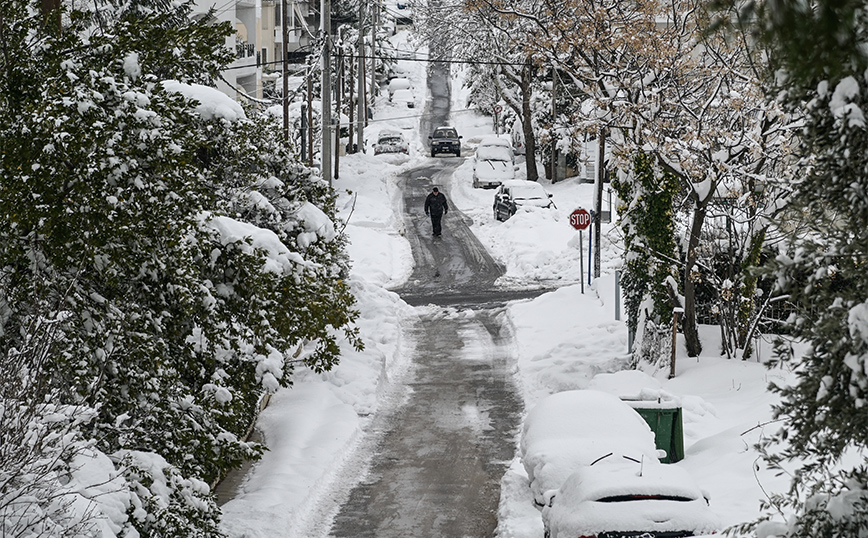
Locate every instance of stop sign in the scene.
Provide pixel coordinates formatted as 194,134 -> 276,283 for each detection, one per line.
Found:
570,208 -> 591,230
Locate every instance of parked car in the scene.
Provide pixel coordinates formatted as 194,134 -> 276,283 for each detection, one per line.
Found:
373,131 -> 409,155
389,88 -> 415,108
429,126 -> 462,157
388,77 -> 411,96
492,180 -> 555,221
541,459 -> 720,538
520,390 -> 661,506
473,146 -> 515,188
477,135 -> 515,162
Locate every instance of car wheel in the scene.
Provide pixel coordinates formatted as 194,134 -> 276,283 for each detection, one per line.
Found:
431,149 -> 436,157
455,149 -> 461,157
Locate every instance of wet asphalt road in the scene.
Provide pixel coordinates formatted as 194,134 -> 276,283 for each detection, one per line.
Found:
327,163 -> 531,536
326,18 -> 537,536
328,307 -> 523,538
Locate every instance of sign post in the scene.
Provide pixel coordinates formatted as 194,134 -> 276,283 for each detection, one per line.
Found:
493,104 -> 502,134
588,211 -> 593,285
569,208 -> 591,293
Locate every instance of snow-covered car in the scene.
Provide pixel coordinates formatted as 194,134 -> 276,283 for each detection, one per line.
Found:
520,390 -> 662,506
373,131 -> 409,155
541,458 -> 720,538
477,135 -> 515,162
388,77 -> 411,95
493,180 -> 555,221
429,126 -> 462,157
389,88 -> 415,108
472,146 -> 515,188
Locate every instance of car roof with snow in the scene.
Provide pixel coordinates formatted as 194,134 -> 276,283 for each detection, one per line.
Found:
501,181 -> 548,200
478,135 -> 511,147
520,390 -> 660,504
476,146 -> 512,161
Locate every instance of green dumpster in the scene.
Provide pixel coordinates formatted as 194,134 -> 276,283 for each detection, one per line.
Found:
624,400 -> 684,463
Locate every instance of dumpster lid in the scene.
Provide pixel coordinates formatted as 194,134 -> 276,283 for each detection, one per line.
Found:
619,389 -> 681,409
621,398 -> 680,409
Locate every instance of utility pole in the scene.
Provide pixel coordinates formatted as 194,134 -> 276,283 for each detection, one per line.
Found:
356,1 -> 365,152
593,130 -> 605,278
301,102 -> 308,162
370,0 -> 378,112
334,49 -> 342,180
321,0 -> 332,186
551,67 -> 559,183
307,61 -> 314,166
348,50 -> 355,154
281,0 -> 290,144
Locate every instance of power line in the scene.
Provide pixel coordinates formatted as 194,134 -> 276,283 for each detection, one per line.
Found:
222,51 -> 529,71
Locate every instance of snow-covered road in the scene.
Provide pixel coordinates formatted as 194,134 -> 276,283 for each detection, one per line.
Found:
219,24 -> 795,538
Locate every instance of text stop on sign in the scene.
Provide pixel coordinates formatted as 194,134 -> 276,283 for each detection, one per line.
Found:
570,208 -> 591,230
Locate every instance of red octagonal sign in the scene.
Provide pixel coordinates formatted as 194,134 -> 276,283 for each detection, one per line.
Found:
570,208 -> 591,230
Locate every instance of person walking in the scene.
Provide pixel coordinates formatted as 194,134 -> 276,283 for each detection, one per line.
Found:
424,187 -> 449,236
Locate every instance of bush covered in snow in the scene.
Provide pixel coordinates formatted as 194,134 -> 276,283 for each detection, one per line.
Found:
0,0 -> 360,536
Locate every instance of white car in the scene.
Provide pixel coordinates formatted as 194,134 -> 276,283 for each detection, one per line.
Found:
492,180 -> 555,221
390,88 -> 415,108
472,145 -> 515,188
388,77 -> 411,95
477,135 -> 515,162
520,390 -> 661,506
542,459 -> 720,538
373,131 -> 409,155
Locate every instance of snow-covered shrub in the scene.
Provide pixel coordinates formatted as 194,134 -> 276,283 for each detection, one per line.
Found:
0,0 -> 360,535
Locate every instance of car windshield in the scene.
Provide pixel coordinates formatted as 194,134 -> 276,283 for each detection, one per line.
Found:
511,184 -> 547,200
379,137 -> 403,145
434,129 -> 457,138
476,146 -> 511,162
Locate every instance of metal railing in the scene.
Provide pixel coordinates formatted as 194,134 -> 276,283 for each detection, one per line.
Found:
236,42 -> 255,59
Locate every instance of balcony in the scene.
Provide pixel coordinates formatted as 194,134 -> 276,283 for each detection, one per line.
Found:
236,41 -> 256,59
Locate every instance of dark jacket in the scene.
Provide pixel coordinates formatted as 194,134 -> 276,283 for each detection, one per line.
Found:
424,192 -> 449,216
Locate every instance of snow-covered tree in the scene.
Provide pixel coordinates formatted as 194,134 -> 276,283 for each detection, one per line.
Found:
612,154 -> 680,367
720,0 -> 868,535
417,0 -> 543,180
1,1 -> 360,535
475,0 -> 789,364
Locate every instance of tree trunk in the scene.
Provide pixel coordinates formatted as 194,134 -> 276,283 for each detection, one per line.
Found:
522,63 -> 539,181
593,131 -> 605,277
683,204 -> 706,357
41,0 -> 60,31
737,228 -> 766,359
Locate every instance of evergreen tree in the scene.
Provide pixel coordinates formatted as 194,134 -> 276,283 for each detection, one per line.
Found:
612,153 -> 680,367
1,0 -> 360,535
731,1 -> 868,535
